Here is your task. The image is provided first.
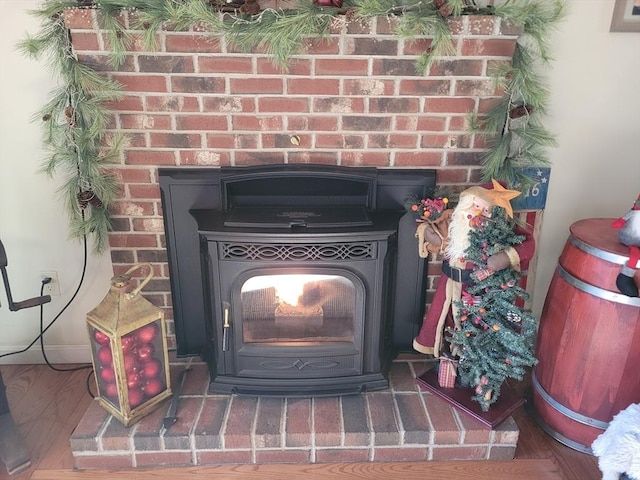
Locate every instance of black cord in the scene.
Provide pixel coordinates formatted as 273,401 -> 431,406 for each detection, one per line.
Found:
0,234 -> 91,371
85,368 -> 96,399
39,234 -> 92,372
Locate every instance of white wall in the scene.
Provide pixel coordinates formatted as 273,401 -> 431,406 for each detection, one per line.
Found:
1,0 -> 638,363
531,0 -> 640,316
0,1 -> 113,364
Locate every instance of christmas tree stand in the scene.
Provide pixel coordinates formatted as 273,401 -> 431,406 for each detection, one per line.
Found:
416,368 -> 525,429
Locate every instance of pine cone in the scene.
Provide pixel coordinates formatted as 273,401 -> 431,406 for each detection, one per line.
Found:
509,105 -> 535,119
240,0 -> 261,14
344,7 -> 357,21
77,190 -> 93,210
434,0 -> 446,7
89,193 -> 104,209
438,4 -> 454,17
64,105 -> 75,126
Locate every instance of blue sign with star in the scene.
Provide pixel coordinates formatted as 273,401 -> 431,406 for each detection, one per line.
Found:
512,167 -> 551,211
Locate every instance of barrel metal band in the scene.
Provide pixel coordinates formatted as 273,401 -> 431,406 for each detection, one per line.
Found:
525,396 -> 593,455
569,235 -> 628,265
557,264 -> 640,307
531,371 -> 610,430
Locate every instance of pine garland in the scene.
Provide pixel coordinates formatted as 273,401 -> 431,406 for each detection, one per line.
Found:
18,0 -> 124,252
18,0 -> 565,252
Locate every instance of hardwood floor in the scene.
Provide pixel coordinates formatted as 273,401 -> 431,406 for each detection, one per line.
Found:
0,364 -> 601,480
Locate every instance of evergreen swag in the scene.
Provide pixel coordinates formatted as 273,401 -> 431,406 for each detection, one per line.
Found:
448,205 -> 537,411
18,0 -> 564,252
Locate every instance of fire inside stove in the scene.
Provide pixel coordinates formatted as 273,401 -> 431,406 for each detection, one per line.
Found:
241,274 -> 355,344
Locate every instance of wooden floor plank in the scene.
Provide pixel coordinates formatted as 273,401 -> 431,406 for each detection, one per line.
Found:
3,365 -> 93,480
30,459 -> 562,480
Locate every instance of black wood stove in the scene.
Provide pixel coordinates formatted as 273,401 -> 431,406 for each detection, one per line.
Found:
159,165 -> 435,395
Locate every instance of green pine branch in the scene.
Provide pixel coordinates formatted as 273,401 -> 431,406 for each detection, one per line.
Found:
19,0 -> 565,253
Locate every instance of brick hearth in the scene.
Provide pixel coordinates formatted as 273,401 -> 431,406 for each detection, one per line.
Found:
70,356 -> 519,469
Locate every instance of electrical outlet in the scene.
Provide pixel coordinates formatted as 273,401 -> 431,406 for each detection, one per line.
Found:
40,271 -> 60,296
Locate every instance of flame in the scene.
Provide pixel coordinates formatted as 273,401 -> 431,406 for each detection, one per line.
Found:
242,274 -> 337,307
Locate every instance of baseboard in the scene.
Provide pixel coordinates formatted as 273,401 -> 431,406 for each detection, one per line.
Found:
0,345 -> 91,365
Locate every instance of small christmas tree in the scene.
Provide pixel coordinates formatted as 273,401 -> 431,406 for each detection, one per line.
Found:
447,206 -> 538,411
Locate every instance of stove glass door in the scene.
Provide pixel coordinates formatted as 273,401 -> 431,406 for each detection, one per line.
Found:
240,274 -> 356,344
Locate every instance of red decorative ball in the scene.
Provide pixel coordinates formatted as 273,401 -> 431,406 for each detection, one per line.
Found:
97,345 -> 113,365
144,378 -> 164,397
136,343 -> 155,363
121,334 -> 137,352
141,358 -> 162,378
128,387 -> 144,408
93,329 -> 110,345
136,323 -> 159,344
99,365 -> 116,383
103,382 -> 118,398
123,352 -> 139,372
314,0 -> 343,6
126,371 -> 142,390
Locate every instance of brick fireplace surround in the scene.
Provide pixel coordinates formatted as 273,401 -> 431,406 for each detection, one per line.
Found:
71,356 -> 519,469
63,6 -> 527,468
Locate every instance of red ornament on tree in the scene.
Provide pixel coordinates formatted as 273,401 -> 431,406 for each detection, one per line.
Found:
313,0 -> 343,7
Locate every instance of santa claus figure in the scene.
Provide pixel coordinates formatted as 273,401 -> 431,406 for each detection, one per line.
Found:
413,180 -> 536,357
612,194 -> 640,297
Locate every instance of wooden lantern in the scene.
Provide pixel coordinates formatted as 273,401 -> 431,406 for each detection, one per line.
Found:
86,264 -> 172,426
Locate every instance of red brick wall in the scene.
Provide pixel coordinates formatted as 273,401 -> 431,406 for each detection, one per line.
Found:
64,7 -> 520,348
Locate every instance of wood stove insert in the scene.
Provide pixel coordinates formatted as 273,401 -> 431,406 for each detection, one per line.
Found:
193,206 -> 399,395
159,165 -> 436,395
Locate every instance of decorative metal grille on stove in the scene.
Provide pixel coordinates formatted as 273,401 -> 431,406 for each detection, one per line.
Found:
221,242 -> 377,261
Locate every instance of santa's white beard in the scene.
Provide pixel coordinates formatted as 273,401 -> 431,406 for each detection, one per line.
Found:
445,196 -> 475,263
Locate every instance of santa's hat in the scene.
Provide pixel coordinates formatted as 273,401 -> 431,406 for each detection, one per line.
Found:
459,179 -> 521,218
633,194 -> 640,210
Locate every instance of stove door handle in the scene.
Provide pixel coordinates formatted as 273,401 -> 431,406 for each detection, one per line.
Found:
222,303 -> 231,352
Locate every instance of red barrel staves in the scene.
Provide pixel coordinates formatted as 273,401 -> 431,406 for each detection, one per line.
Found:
531,218 -> 640,453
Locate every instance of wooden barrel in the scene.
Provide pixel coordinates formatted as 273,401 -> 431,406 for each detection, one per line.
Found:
531,218 -> 640,454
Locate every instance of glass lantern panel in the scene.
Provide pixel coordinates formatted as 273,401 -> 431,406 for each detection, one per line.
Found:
89,326 -> 120,409
122,319 -> 168,409
241,274 -> 356,343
